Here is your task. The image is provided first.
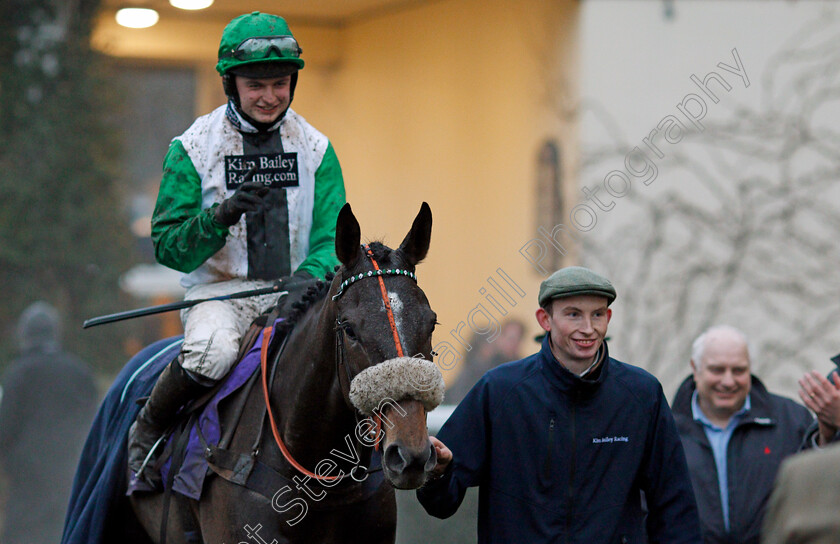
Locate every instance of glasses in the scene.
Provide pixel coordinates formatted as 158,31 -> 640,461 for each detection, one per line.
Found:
224,35 -> 302,61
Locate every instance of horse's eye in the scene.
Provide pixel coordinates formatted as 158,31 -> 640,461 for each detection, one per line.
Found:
344,325 -> 358,341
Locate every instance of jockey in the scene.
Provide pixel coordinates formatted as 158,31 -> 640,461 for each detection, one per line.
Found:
128,11 -> 346,489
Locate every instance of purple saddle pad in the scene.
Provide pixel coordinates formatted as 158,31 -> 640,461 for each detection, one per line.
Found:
161,323 -> 280,499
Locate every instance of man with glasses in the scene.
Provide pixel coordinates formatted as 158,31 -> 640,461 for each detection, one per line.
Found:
127,11 -> 346,489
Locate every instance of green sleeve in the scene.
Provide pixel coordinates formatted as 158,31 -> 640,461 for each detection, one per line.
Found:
150,139 -> 230,273
295,142 -> 346,279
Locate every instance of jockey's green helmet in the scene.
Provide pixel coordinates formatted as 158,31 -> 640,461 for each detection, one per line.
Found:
216,12 -> 304,78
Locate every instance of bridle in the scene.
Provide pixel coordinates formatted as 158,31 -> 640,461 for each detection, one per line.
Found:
260,244 -> 419,482
334,244 -> 416,395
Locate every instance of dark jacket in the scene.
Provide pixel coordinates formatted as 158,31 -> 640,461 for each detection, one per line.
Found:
417,337 -> 701,544
672,375 -> 813,544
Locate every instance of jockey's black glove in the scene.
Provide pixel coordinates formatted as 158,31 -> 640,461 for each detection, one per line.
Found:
214,181 -> 269,227
291,269 -> 314,281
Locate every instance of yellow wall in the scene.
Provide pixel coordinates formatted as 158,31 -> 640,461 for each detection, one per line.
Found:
311,0 -> 579,383
94,0 -> 580,384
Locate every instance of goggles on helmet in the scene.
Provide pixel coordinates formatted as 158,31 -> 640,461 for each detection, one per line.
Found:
222,35 -> 302,62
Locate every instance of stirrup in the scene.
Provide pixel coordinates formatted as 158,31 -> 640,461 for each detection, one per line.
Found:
135,433 -> 168,480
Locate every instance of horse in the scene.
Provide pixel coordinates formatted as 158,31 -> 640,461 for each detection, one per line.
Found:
128,202 -> 443,543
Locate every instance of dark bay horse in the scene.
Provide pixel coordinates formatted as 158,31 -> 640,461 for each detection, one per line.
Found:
130,202 -> 443,543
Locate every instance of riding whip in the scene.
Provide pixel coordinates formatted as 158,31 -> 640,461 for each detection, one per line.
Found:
82,277 -> 313,329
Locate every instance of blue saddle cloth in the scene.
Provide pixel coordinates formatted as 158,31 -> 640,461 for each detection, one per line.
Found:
60,326 -> 275,544
60,337 -> 182,544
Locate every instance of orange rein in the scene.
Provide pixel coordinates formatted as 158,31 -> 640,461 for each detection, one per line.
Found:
260,325 -> 340,481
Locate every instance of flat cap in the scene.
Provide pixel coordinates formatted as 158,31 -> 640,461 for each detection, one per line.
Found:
538,266 -> 616,307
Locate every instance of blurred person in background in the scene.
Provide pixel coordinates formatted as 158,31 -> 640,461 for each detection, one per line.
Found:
671,325 -> 812,544
0,301 -> 98,544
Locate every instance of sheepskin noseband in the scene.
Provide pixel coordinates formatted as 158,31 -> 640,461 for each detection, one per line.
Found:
349,357 -> 445,415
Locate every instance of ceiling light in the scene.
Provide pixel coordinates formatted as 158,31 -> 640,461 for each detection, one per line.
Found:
115,7 -> 160,28
169,0 -> 214,10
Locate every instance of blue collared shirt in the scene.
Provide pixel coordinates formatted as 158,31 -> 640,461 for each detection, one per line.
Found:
691,390 -> 751,532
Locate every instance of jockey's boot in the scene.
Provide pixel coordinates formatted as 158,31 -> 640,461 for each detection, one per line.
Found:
127,355 -> 211,490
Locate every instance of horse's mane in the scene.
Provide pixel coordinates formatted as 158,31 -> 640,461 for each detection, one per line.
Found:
279,270 -> 335,330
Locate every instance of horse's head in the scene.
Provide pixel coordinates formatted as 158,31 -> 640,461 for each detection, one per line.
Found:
331,202 -> 443,489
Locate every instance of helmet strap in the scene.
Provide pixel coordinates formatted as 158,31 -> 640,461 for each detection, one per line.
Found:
222,74 -> 240,106
289,71 -> 298,103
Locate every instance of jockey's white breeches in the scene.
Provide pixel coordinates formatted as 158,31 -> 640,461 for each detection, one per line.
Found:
180,279 -> 278,381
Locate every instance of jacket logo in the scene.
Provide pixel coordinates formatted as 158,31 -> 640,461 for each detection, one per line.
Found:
225,153 -> 300,189
592,436 -> 629,444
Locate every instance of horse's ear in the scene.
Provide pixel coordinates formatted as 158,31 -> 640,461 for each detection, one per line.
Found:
398,202 -> 432,266
335,203 -> 362,269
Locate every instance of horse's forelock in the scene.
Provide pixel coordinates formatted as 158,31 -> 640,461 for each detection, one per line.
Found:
340,241 -> 417,281
370,241 -> 420,272
366,241 -> 392,263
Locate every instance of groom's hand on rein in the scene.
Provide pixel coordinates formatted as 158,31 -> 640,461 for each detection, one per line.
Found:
429,436 -> 452,479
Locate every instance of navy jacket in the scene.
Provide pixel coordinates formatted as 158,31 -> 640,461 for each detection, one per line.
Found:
417,337 -> 701,543
672,375 -> 812,544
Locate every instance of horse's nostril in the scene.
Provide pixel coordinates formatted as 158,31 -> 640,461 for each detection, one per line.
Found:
385,442 -> 435,476
384,443 -> 407,473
